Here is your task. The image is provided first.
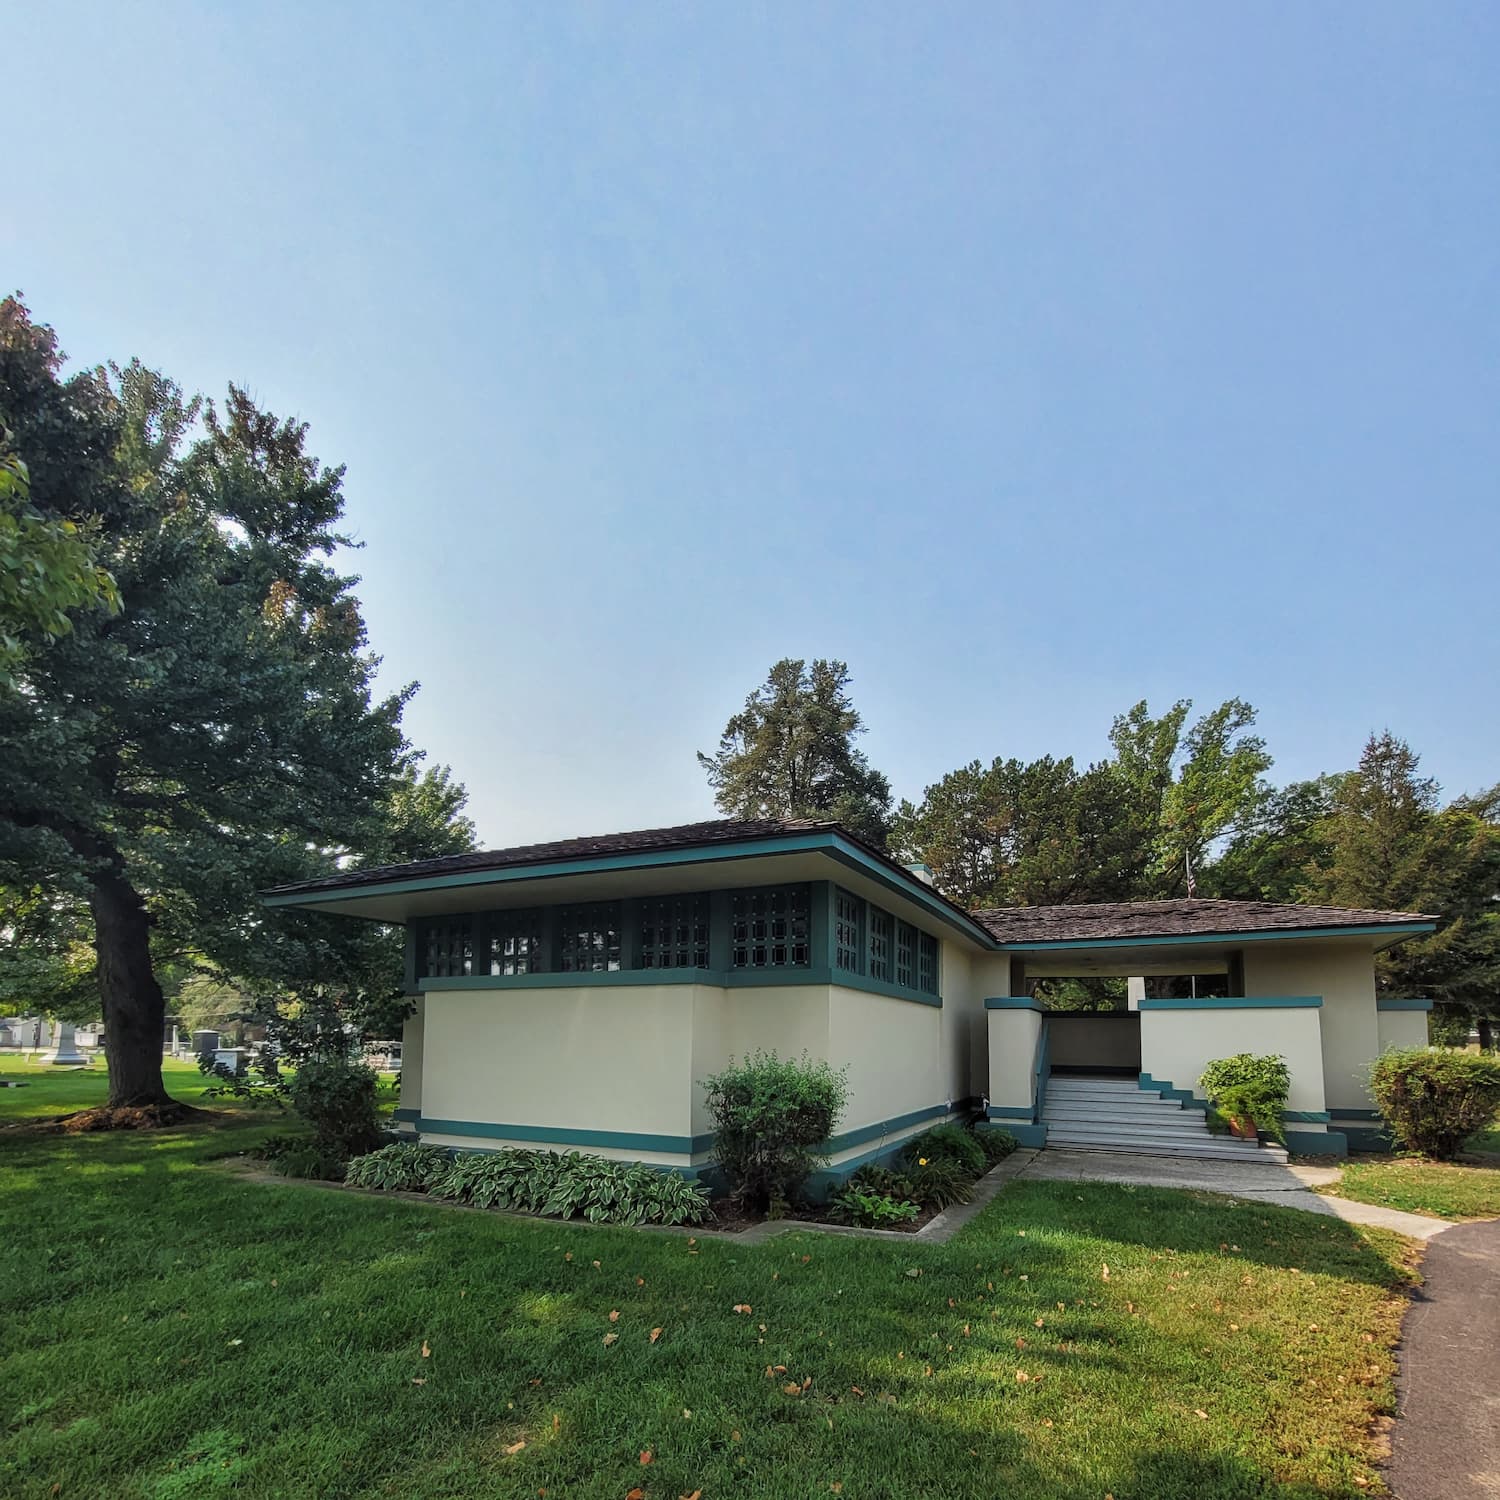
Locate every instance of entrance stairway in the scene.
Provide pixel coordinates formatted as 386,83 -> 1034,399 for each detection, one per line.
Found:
1042,1076 -> 1290,1163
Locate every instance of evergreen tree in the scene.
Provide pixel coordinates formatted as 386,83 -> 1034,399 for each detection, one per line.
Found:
698,658 -> 892,847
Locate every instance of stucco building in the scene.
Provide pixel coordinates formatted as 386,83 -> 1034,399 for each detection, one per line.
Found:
262,818 -> 1435,1178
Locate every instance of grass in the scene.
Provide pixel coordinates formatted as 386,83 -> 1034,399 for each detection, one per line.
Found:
1318,1154 -> 1500,1222
0,1068 -> 1423,1500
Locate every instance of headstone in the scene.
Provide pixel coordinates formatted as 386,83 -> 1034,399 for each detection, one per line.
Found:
192,1030 -> 220,1059
40,1020 -> 88,1066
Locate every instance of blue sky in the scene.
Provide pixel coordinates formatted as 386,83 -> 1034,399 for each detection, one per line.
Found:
11,3 -> 1498,845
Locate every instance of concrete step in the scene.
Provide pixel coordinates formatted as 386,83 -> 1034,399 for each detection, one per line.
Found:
1050,1104 -> 1200,1128
1046,1084 -> 1152,1102
1045,1131 -> 1289,1163
1044,1112 -> 1210,1133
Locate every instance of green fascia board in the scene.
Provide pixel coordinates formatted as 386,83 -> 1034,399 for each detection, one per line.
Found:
262,830 -> 997,948
1376,998 -> 1433,1012
984,996 -> 1047,1011
418,966 -> 943,1008
1138,995 -> 1322,1010
984,1105 -> 1033,1120
1001,922 -> 1436,952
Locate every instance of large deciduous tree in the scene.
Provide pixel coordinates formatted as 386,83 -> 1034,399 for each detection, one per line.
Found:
699,658 -> 892,847
0,298 -> 467,1114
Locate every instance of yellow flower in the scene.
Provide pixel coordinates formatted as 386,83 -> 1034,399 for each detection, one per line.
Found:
918,1157 -> 928,1166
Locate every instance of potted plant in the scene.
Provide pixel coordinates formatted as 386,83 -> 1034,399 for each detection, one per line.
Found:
1198,1054 -> 1291,1145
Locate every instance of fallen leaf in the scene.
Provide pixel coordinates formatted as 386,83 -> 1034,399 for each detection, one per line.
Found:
830,1485 -> 843,1494
850,1385 -> 865,1397
962,1324 -> 970,1337
640,1449 -> 653,1465
411,1377 -> 426,1385
553,1413 -> 561,1432
609,1310 -> 621,1323
905,1268 -> 922,1279
1194,1409 -> 1208,1420
731,1430 -> 741,1441
626,1490 -> 645,1500
636,1277 -> 646,1286
421,1340 -> 431,1358
1016,1370 -> 1030,1382
504,1440 -> 526,1456
682,1408 -> 692,1419
593,1260 -> 601,1269
603,1332 -> 618,1346
650,1327 -> 663,1343
1034,1317 -> 1044,1328
784,1382 -> 802,1396
733,1303 -> 753,1314
681,1491 -> 702,1500
564,1252 -> 573,1262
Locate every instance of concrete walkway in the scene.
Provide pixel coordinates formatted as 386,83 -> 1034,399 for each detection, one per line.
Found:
1387,1219 -> 1500,1498
1019,1148 -> 1453,1239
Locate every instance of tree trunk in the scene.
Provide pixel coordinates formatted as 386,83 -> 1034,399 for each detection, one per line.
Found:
1479,1015 -> 1495,1053
89,853 -> 172,1108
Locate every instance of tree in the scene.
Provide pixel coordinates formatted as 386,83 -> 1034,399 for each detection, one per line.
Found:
1207,777 -> 1336,901
894,698 -> 1271,908
0,300 -> 463,1114
1298,733 -> 1500,1034
698,658 -> 892,846
0,403 -> 119,688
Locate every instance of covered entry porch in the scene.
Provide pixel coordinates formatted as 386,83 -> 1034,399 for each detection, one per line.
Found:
984,928 -> 1341,1157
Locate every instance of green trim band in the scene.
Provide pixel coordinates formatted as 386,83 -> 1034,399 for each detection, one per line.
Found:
985,1105 -> 1033,1120
1284,1109 -> 1332,1123
824,1100 -> 976,1155
1137,1073 -> 1212,1113
1138,995 -> 1321,1010
264,830 -> 996,948
1376,998 -> 1433,1012
984,996 -> 1047,1011
419,966 -> 942,1008
1002,922 -> 1435,952
983,1119 -> 1047,1147
418,1118 -> 717,1156
1330,1108 -> 1384,1121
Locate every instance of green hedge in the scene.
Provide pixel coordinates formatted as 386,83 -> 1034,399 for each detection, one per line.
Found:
1369,1048 -> 1500,1160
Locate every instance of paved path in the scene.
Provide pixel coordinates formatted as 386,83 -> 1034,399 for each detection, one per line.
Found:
1387,1219 -> 1500,1498
1018,1149 -> 1453,1238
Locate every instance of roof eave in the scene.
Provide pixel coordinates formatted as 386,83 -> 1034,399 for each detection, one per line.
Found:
259,828 -> 1000,949
995,920 -> 1438,952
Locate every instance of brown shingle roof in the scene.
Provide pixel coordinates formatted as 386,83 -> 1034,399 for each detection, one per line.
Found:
262,817 -> 842,895
972,897 -> 1437,945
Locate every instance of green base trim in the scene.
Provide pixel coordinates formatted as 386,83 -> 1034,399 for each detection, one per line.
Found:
985,996 -> 1047,1011
1340,1126 -> 1393,1152
1138,995 -> 1321,1010
1284,1109 -> 1332,1123
824,1099 -> 977,1154
420,966 -> 942,1007
1376,998 -> 1432,1012
983,1119 -> 1046,1148
985,1105 -> 1033,1120
1286,1129 -> 1347,1157
1330,1108 -> 1383,1121
417,1118 -> 716,1156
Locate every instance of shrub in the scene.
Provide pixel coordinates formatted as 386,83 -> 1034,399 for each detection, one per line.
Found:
196,1051 -> 288,1110
831,1188 -> 919,1229
270,1143 -> 348,1181
1369,1047 -> 1500,1160
287,1056 -> 385,1166
901,1151 -> 974,1210
701,1051 -> 848,1215
907,1123 -> 987,1175
975,1126 -> 1018,1164
347,1144 -> 712,1226
345,1141 -> 448,1192
848,1163 -> 918,1201
1199,1053 -> 1291,1141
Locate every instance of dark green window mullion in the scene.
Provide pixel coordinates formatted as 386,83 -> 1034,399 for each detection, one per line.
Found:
403,925 -> 421,989
538,906 -> 559,975
470,911 -> 490,978
620,897 -> 642,972
810,881 -> 834,972
708,890 -> 731,972
1227,950 -> 1245,999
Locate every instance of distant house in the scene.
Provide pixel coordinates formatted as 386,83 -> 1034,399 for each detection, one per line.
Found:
261,818 -> 1435,1179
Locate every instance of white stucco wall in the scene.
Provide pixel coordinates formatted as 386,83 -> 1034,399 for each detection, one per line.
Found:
1376,1006 -> 1430,1054
1139,1004 -> 1327,1115
987,1005 -> 1042,1114
417,985 -> 701,1162
1047,1015 -> 1141,1071
1241,941 -> 1380,1112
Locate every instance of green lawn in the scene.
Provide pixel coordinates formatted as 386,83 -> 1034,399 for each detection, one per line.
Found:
1318,1154 -> 1500,1222
0,1083 -> 1422,1500
0,1056 -> 223,1118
